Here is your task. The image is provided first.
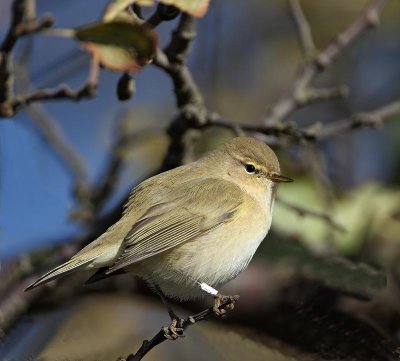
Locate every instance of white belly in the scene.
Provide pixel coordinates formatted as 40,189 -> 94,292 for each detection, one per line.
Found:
135,209 -> 271,300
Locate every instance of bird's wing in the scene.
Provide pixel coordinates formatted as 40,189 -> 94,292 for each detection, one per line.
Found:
106,178 -> 243,273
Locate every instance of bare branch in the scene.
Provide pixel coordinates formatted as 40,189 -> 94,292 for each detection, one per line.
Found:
315,100 -> 400,140
0,0 -> 53,53
294,85 -> 349,106
121,296 -> 239,361
27,106 -> 87,182
264,0 -> 388,125
152,14 -> 207,171
11,57 -> 99,114
0,0 -> 53,117
154,14 -> 203,108
207,99 -> 400,143
288,0 -> 315,59
206,113 -> 313,142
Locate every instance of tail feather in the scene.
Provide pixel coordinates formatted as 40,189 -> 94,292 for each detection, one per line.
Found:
84,267 -> 127,285
25,257 -> 94,291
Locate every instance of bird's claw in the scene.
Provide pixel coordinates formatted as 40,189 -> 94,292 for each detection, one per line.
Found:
213,294 -> 239,316
162,318 -> 185,340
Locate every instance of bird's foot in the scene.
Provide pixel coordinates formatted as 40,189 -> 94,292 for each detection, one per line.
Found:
213,294 -> 240,316
162,318 -> 185,340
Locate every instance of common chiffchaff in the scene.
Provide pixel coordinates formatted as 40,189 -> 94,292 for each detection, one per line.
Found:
27,137 -> 292,333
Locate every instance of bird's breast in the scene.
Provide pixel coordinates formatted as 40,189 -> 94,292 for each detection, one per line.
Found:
135,201 -> 270,300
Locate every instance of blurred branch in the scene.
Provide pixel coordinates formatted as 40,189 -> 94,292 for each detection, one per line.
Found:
264,0 -> 388,125
0,195 -> 129,333
206,113 -> 312,142
207,99 -> 400,143
288,0 -> 315,59
0,0 -> 53,117
27,106 -> 88,184
14,39 -> 93,223
0,0 -> 98,117
121,297 -> 239,361
11,57 -> 99,114
277,196 -> 346,233
315,100 -> 400,140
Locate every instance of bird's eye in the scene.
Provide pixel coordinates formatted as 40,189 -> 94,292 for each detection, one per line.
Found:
245,164 -> 256,174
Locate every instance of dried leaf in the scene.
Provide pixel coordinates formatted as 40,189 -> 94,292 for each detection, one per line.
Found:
136,0 -> 210,17
75,21 -> 157,72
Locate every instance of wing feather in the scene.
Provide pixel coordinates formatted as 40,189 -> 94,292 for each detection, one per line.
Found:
106,178 -> 243,274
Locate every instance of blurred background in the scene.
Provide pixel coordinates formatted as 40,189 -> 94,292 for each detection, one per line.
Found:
1,0 -> 400,360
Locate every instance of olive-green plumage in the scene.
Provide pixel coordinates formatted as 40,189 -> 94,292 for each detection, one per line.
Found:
26,137 -> 292,300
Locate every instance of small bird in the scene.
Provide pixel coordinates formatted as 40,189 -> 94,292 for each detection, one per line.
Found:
26,137 -> 292,337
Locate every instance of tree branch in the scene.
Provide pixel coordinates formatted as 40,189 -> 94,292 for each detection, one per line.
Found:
11,57 -> 99,114
314,100 -> 400,140
207,99 -> 400,143
0,0 -> 53,117
152,14 -> 207,171
288,0 -> 315,59
264,0 -> 388,125
120,296 -> 239,361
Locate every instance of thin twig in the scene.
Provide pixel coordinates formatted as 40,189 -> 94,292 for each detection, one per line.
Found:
315,100 -> 400,140
0,0 -> 53,117
207,99 -> 400,143
264,0 -> 388,125
121,296 -> 239,361
0,0 -> 53,53
13,39 -> 92,223
11,57 -> 99,113
288,0 -> 315,59
27,106 -> 87,183
294,85 -> 349,106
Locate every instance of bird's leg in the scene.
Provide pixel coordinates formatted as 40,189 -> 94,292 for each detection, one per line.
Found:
153,283 -> 184,340
197,282 -> 239,316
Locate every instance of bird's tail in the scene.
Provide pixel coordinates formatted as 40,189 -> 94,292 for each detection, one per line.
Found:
25,257 -> 95,291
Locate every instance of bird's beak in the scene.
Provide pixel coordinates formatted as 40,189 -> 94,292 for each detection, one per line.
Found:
269,173 -> 293,183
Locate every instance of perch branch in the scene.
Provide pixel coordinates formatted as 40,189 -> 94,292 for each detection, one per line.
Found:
121,296 -> 239,361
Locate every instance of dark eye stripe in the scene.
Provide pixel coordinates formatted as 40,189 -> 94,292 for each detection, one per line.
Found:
245,164 -> 256,173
